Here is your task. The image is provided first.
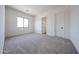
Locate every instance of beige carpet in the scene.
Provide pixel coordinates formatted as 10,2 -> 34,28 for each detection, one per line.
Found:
3,33 -> 77,54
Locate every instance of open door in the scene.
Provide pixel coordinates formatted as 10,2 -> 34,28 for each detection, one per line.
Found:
41,16 -> 47,34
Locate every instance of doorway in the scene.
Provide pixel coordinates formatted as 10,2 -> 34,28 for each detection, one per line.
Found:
41,16 -> 47,34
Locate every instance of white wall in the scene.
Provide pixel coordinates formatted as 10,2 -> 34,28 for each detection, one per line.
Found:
5,7 -> 35,37
35,10 -> 55,36
35,6 -> 70,39
0,5 -> 5,53
70,6 -> 79,53
35,16 -> 41,33
64,9 -> 70,39
46,13 -> 55,36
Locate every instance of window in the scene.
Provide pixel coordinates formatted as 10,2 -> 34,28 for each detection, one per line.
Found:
17,17 -> 23,27
17,17 -> 28,28
24,19 -> 28,27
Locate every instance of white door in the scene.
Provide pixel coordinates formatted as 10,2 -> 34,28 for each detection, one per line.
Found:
55,11 -> 65,38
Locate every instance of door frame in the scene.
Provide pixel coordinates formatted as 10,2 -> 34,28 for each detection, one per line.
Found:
41,16 -> 47,34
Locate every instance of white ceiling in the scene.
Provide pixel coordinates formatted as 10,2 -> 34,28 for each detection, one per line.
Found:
6,5 -> 60,16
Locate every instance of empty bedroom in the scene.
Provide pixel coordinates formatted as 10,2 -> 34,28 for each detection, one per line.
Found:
0,5 -> 79,54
